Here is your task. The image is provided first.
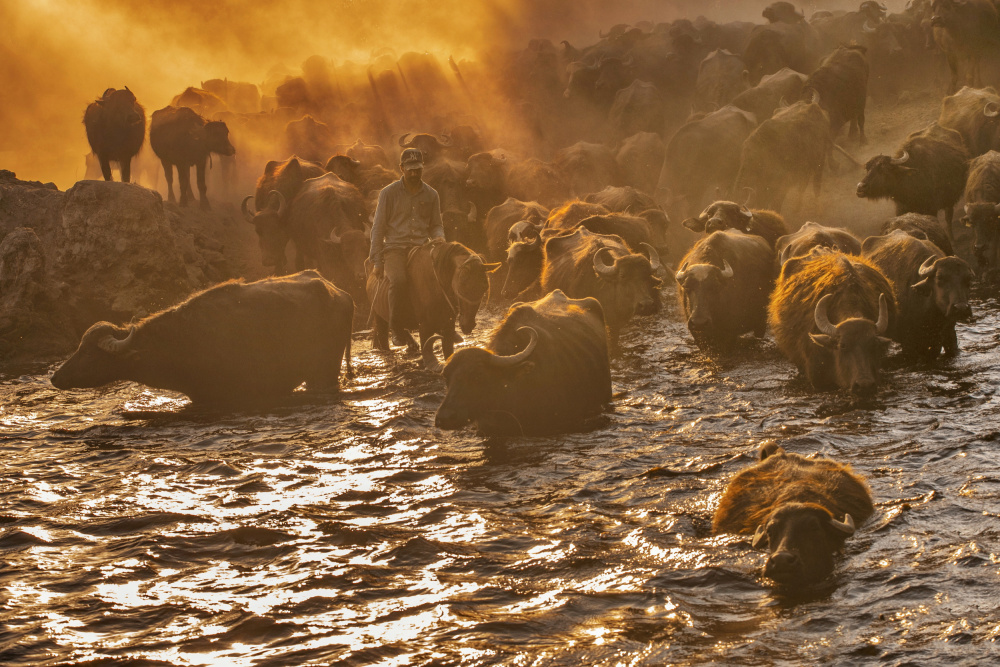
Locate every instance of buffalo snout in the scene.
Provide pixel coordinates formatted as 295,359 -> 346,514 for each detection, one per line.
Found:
949,302 -> 973,322
764,550 -> 802,582
850,378 -> 877,396
855,182 -> 867,197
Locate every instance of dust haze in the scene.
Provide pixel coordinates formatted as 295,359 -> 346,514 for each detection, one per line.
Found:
2,0 -> 872,189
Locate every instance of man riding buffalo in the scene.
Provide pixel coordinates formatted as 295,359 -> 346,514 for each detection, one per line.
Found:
369,148 -> 446,346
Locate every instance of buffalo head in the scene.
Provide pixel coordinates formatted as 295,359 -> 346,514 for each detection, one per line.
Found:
51,323 -> 137,391
325,154 -> 363,186
451,253 -> 501,334
431,326 -> 538,432
809,293 -> 891,395
398,133 -> 451,163
675,259 -> 735,335
856,151 -> 912,200
593,245 -> 662,319
502,235 -> 544,299
204,120 -> 236,157
683,201 -> 755,234
912,254 -> 974,322
962,201 -> 1000,269
752,501 -> 858,586
242,190 -> 289,273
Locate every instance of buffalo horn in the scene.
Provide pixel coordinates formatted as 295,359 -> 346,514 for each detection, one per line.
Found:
421,334 -> 444,373
398,133 -> 413,147
490,327 -> 538,367
828,513 -> 856,536
985,102 -> 1000,118
862,20 -> 877,33
437,134 -> 453,147
810,89 -> 821,106
740,205 -> 753,219
752,524 -> 767,548
994,203 -> 1000,214
640,242 -> 661,272
328,228 -> 342,244
593,247 -> 618,277
268,190 -> 286,217
878,2 -> 887,11
814,294 -> 839,336
890,150 -> 910,165
875,293 -> 889,334
675,261 -> 689,284
720,259 -> 734,279
964,203 -> 971,214
917,255 -> 937,277
467,203 -> 477,223
621,53 -> 634,68
98,328 -> 135,354
241,195 -> 256,222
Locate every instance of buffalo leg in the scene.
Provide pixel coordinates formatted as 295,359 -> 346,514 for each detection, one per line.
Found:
178,164 -> 192,207
373,315 -> 390,351
99,156 -> 113,181
120,158 -> 131,183
441,326 -> 456,359
943,325 -> 959,356
944,206 -> 956,245
946,53 -> 959,94
196,160 -> 210,210
161,160 -> 175,203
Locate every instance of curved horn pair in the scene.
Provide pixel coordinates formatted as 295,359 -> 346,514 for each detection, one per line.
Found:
814,293 -> 889,335
828,513 -> 856,535
594,247 -> 618,276
98,328 -> 135,354
890,150 -> 910,165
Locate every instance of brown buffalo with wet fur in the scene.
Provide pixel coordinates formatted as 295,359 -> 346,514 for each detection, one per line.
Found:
675,230 -> 775,346
366,241 -> 500,360
683,201 -> 789,249
83,87 -> 146,183
540,228 -> 661,340
427,289 -> 612,436
775,221 -> 861,266
856,123 -> 969,236
50,271 -> 353,406
713,444 -> 874,586
768,251 -> 896,394
879,213 -> 954,256
863,230 -> 973,357
961,150 -> 1000,270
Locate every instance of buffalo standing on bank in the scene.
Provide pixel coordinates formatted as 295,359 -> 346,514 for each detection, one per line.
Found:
83,87 -> 146,183
149,105 -> 236,210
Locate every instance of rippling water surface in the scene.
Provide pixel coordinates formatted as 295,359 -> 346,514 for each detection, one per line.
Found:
3,287 -> 1000,666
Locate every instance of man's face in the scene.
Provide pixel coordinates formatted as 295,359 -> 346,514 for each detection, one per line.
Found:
403,165 -> 423,186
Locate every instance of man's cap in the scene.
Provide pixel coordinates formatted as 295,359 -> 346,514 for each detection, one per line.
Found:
400,148 -> 424,168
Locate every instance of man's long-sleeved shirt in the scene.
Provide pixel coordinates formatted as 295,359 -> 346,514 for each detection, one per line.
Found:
368,178 -> 446,267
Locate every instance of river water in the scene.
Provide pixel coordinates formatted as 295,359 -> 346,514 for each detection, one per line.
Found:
2,281 -> 999,666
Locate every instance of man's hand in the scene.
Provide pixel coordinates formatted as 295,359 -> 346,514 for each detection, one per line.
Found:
373,265 -> 384,279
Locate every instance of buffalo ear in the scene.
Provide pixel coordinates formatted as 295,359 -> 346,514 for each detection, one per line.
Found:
809,333 -> 837,348
484,262 -> 503,273
682,217 -> 706,232
759,442 -> 783,460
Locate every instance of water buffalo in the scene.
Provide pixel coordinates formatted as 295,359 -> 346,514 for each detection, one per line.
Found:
324,154 -> 397,198
366,241 -> 500,360
862,230 -> 972,357
484,197 -> 549,262
83,87 -> 146,183
856,122 -> 969,238
731,67 -> 809,122
804,45 -> 870,145
675,230 -> 775,346
608,80 -> 667,140
283,115 -> 336,164
540,228 -> 661,341
506,158 -> 572,208
398,132 -> 451,164
554,142 -> 623,198
734,96 -> 831,212
149,106 -> 236,210
880,213 -> 954,256
713,444 -> 874,586
961,150 -> 1000,271
546,201 -> 611,231
938,85 -> 1000,157
616,132 -> 666,195
694,49 -> 750,112
427,289 -> 612,435
661,105 -> 758,219
250,156 -> 326,210
930,0 -> 999,93
743,20 -> 821,85
768,251 -> 895,394
50,271 -> 353,406
775,221 -> 862,266
682,201 -> 789,250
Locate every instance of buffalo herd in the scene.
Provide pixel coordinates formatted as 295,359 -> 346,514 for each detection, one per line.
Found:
63,0 -> 1000,589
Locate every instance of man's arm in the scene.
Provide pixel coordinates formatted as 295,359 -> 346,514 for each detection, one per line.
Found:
369,188 -> 391,268
429,191 -> 445,241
